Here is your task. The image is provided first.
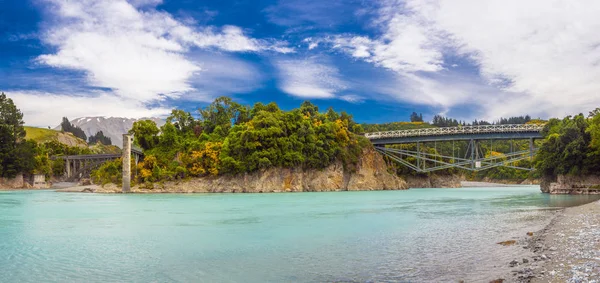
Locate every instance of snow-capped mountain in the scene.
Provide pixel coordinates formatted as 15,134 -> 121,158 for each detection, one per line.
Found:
55,117 -> 165,147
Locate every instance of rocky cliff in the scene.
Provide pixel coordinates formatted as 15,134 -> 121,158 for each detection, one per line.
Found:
0,174 -> 24,189
541,175 -> 600,194
404,174 -> 463,188
96,147 -> 407,193
0,174 -> 49,190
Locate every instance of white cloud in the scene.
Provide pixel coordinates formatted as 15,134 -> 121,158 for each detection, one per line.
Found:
6,91 -> 171,127
339,94 -> 365,103
331,8 -> 444,73
25,0 -> 292,123
406,0 -> 600,118
328,0 -> 600,119
274,57 -> 347,99
187,26 -> 295,54
38,0 -> 291,103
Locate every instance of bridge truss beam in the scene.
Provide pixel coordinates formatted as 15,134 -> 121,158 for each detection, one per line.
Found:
375,138 -> 537,173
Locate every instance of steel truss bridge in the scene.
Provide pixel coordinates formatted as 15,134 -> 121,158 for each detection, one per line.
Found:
365,124 -> 545,173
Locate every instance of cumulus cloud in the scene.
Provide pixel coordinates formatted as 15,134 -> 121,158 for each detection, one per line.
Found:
331,1 -> 445,73
328,0 -> 600,118
38,0 -> 291,102
29,0 -> 292,123
274,57 -> 347,99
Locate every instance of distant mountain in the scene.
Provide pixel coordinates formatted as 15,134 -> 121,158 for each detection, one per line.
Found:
55,117 -> 165,148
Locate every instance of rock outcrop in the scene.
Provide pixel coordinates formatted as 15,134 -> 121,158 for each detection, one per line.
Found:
541,175 -> 600,194
0,174 -> 24,189
97,147 -> 408,193
404,174 -> 463,188
0,173 -> 49,189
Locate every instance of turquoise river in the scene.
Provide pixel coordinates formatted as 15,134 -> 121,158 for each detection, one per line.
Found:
1,187 -> 599,282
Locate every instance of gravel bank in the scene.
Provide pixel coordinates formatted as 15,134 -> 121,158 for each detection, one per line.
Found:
507,200 -> 600,282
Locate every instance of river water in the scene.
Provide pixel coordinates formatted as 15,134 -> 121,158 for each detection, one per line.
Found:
1,187 -> 599,282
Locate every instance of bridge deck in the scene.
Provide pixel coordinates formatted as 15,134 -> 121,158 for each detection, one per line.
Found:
365,124 -> 544,144
54,154 -> 122,160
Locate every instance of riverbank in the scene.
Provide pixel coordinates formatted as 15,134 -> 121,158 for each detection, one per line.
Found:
504,200 -> 600,282
461,181 -> 524,187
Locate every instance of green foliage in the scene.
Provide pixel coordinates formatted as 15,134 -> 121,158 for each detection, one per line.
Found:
96,97 -> 370,184
535,114 -> 600,177
198,96 -> 250,136
0,94 -> 116,180
362,121 -> 436,132
410,112 -> 423,122
432,115 -> 461,127
91,158 -> 123,185
129,120 -> 160,150
60,117 -> 87,141
88,131 -> 112,145
0,92 -> 32,178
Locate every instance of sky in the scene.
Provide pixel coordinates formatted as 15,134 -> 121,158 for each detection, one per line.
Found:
2,0 -> 600,127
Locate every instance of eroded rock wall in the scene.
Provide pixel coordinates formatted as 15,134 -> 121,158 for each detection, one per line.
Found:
98,147 -> 408,193
404,174 -> 463,188
0,174 -> 24,189
541,175 -> 600,194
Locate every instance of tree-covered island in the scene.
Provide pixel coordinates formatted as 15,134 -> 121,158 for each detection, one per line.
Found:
3,91 -> 600,194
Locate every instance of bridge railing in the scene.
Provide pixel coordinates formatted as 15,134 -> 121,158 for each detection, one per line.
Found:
364,124 -> 546,140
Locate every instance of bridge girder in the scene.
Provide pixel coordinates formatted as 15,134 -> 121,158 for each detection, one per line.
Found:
365,124 -> 543,173
370,132 -> 542,145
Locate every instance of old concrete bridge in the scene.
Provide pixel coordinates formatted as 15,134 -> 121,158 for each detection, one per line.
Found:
365,124 -> 545,173
53,135 -> 143,184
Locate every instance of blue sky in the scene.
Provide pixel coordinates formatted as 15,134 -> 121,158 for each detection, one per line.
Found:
2,0 -> 600,127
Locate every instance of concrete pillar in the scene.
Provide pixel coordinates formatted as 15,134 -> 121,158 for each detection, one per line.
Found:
530,138 -> 534,169
416,142 -> 420,170
122,134 -> 132,193
65,158 -> 71,178
470,139 -> 476,168
79,160 -> 83,178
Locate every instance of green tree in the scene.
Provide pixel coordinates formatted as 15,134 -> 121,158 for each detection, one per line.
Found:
535,114 -> 592,176
410,112 -> 423,122
88,131 -> 112,145
198,96 -> 250,136
167,109 -> 196,134
60,117 -> 87,141
0,92 -> 32,178
129,120 -> 160,151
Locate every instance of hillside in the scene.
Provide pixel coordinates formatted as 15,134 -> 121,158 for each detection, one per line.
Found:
25,127 -> 88,148
25,127 -> 121,154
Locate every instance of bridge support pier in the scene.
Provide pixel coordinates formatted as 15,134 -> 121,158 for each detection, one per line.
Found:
416,142 -> 421,169
65,158 -> 71,178
122,134 -> 132,193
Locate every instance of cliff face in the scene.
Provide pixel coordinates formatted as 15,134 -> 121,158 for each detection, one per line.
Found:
541,175 -> 600,194
98,147 -> 407,193
0,174 -> 49,190
404,174 -> 463,188
0,174 -> 24,189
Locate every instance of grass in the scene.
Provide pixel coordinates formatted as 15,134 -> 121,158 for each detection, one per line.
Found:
24,126 -> 60,143
25,126 -> 87,146
25,126 -> 121,154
